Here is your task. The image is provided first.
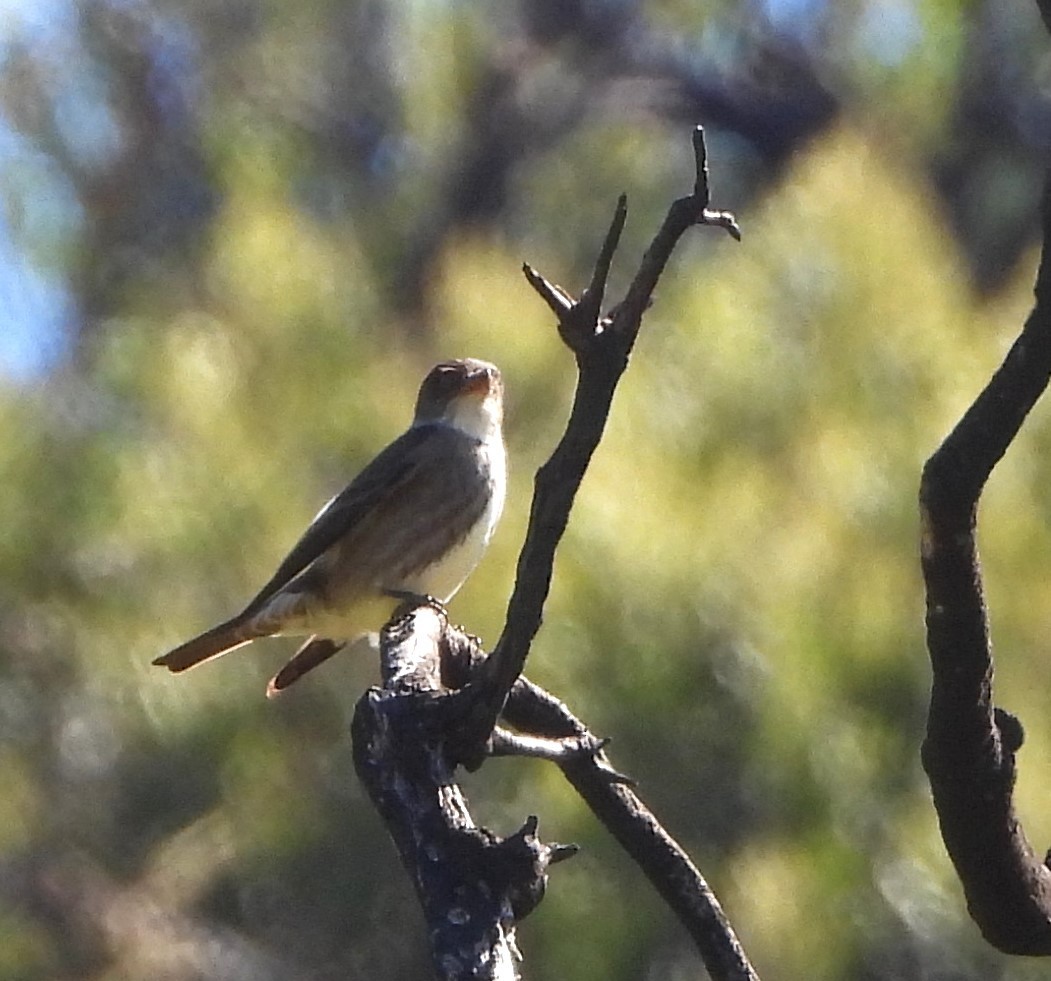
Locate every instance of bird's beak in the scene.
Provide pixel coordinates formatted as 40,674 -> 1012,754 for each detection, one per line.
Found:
462,365 -> 495,398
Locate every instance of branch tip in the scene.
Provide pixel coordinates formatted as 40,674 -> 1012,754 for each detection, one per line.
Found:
689,126 -> 740,240
595,195 -> 628,288
547,843 -> 579,865
692,125 -> 710,204
700,208 -> 742,241
522,263 -> 576,317
576,194 -> 629,329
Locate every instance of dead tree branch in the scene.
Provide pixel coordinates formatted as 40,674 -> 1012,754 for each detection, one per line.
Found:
353,605 -> 577,980
444,632 -> 759,981
454,125 -> 740,767
352,127 -> 754,979
919,166 -> 1051,950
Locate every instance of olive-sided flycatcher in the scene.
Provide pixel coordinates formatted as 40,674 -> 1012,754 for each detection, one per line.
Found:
153,358 -> 506,695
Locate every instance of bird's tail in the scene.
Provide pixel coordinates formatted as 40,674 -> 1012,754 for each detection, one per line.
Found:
266,636 -> 346,698
153,616 -> 259,673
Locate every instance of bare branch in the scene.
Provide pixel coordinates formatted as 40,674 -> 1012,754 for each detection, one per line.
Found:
489,726 -> 607,762
452,126 -> 739,768
352,130 -> 754,980
502,678 -> 759,981
440,628 -> 761,981
920,169 -> 1051,951
521,263 -> 575,319
571,194 -> 629,348
692,126 -> 743,240
352,606 -> 574,979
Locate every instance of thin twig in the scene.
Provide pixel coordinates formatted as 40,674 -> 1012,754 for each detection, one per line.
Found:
522,263 -> 575,319
502,675 -> 760,981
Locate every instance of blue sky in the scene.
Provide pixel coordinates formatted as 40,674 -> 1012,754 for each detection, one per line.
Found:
0,0 -> 80,383
0,222 -> 72,381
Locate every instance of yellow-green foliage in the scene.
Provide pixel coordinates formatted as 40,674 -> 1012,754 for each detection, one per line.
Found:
4,117 -> 1051,981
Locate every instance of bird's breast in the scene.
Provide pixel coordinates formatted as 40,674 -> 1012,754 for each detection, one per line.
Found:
402,434 -> 505,601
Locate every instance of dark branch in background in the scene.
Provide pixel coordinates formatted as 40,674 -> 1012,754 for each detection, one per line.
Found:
353,129 -> 757,980
919,62 -> 1051,950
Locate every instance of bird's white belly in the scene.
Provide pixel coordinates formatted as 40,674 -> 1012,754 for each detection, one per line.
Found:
408,439 -> 505,601
406,507 -> 492,601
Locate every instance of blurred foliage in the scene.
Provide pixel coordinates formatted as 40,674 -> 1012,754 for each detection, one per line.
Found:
3,1 -> 1051,980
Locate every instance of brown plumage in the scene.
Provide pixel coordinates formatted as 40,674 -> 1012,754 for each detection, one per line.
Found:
152,358 -> 506,694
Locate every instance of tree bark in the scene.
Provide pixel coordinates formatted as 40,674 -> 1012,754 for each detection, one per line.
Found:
920,53 -> 1051,946
352,128 -> 757,980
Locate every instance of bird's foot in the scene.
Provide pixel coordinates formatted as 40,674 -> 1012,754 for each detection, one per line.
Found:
383,589 -> 448,616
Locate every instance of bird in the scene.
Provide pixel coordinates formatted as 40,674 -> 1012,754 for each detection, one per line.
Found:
152,358 -> 506,696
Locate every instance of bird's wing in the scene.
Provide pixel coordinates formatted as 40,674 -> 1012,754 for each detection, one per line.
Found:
239,424 -> 469,618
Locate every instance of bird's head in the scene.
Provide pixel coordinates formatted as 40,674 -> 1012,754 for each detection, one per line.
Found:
414,359 -> 503,440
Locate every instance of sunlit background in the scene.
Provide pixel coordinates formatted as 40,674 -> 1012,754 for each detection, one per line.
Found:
3,2 -> 1051,979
